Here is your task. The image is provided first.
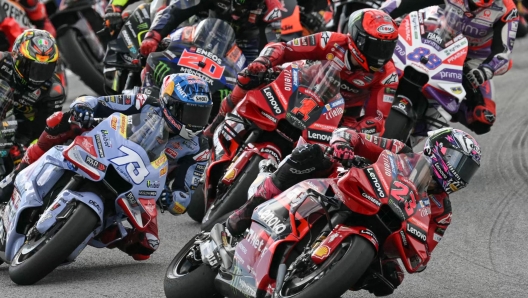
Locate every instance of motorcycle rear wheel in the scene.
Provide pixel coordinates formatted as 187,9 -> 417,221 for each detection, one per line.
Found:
164,235 -> 220,298
201,155 -> 263,232
9,203 -> 98,285
278,236 -> 375,298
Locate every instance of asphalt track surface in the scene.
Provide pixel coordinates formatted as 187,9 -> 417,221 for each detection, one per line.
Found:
1,39 -> 528,298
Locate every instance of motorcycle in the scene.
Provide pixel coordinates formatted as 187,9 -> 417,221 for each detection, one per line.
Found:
0,111 -> 169,284
189,61 -> 344,230
103,2 -> 153,93
51,0 -> 114,95
164,148 -> 434,298
142,18 -> 247,120
382,8 -> 470,147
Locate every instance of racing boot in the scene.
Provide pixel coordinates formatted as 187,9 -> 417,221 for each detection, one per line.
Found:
456,97 -> 496,135
357,259 -> 404,296
98,215 -> 159,261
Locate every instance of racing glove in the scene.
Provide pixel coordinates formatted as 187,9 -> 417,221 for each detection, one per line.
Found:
104,5 -> 124,33
330,142 -> 355,166
70,104 -> 94,128
299,6 -> 325,33
140,31 -> 162,56
247,57 -> 272,75
466,65 -> 493,88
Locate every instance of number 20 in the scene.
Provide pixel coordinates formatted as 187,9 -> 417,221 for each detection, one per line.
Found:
110,146 -> 150,184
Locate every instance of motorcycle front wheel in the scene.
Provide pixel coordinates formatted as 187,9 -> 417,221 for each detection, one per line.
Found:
186,182 -> 206,223
9,202 -> 98,285
278,235 -> 375,298
164,235 -> 220,298
57,29 -> 113,95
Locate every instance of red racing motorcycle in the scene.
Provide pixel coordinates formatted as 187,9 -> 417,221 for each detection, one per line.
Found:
188,61 -> 345,231
165,148 -> 434,298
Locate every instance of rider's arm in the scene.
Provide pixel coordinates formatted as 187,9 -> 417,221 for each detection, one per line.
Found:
424,192 -> 452,264
330,127 -> 411,161
71,94 -> 157,117
257,31 -> 339,67
164,136 -> 209,215
380,0 -> 443,18
150,0 -> 207,37
481,3 -> 518,76
351,64 -> 399,135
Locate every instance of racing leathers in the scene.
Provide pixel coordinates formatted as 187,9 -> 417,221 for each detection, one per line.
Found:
139,0 -> 285,62
0,0 -> 56,48
4,88 -> 209,259
210,32 -> 400,137
0,51 -> 65,172
381,0 -> 519,134
226,128 -> 453,296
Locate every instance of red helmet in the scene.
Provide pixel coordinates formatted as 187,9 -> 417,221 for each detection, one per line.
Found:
347,9 -> 398,72
468,0 -> 493,9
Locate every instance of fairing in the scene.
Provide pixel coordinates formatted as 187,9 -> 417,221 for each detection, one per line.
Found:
144,18 -> 245,92
393,9 -> 468,113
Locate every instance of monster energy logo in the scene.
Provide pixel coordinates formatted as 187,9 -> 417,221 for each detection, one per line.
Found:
137,23 -> 148,30
154,62 -> 171,85
218,89 -> 231,99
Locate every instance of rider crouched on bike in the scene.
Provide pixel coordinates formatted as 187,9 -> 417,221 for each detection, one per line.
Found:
0,74 -> 213,260
205,8 -> 400,138
215,127 -> 481,296
0,0 -> 56,45
380,0 -> 519,134
0,29 -> 65,173
139,0 -> 286,61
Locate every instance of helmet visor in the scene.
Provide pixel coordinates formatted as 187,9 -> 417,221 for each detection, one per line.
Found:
164,95 -> 213,130
16,56 -> 56,85
443,148 -> 480,183
352,25 -> 397,70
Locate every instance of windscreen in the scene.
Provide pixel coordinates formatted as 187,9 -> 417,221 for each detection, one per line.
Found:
192,18 -> 236,57
398,153 -> 433,194
286,61 -> 342,129
127,113 -> 168,161
435,6 -> 465,44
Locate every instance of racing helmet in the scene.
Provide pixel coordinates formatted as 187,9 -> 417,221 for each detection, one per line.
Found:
159,74 -> 213,139
423,128 -> 482,194
347,9 -> 398,72
12,29 -> 59,91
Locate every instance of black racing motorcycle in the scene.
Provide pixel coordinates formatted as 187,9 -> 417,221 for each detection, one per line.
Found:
50,0 -> 115,95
